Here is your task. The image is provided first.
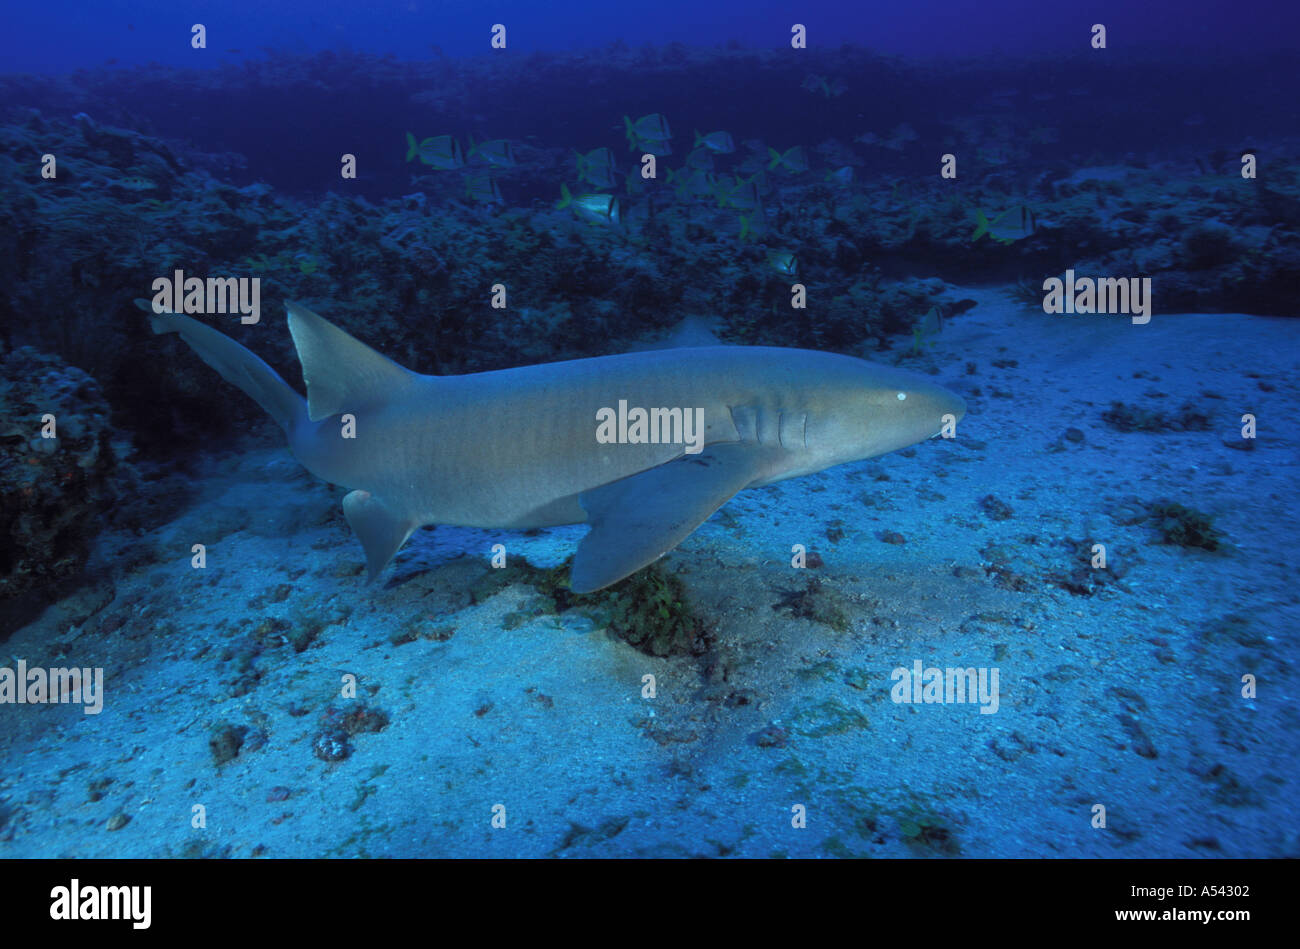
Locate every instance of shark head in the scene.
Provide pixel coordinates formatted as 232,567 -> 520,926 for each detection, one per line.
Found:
802,359 -> 967,471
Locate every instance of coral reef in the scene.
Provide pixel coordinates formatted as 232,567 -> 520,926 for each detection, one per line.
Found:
0,345 -> 131,626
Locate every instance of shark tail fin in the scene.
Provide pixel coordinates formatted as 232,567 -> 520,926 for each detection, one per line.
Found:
285,301 -> 422,422
972,208 -> 991,242
138,299 -> 307,435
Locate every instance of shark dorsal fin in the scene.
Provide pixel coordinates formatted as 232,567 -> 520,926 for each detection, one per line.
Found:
286,301 -> 420,421
628,316 -> 723,353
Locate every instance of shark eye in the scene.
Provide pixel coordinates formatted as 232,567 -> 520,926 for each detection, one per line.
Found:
897,392 -> 907,401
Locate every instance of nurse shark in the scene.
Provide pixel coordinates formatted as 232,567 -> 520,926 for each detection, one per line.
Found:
146,302 -> 965,592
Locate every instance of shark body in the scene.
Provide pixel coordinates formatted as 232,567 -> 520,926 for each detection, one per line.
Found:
149,302 -> 965,591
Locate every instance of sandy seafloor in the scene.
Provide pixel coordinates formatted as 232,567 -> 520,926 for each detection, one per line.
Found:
2,288 -> 1296,858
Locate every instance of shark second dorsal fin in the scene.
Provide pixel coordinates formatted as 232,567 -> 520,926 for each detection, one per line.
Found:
286,301 -> 421,421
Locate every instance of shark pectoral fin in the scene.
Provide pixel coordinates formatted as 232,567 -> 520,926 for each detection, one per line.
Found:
571,443 -> 773,594
342,490 -> 416,582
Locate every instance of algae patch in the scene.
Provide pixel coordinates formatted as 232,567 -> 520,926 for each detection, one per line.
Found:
1102,401 -> 1211,433
1147,501 -> 1225,551
772,577 -> 852,632
468,557 -> 710,657
792,699 -> 870,738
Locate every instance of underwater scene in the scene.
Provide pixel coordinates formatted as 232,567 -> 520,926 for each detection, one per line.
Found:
0,2 -> 1297,861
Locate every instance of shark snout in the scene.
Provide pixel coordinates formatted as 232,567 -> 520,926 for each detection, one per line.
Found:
920,383 -> 966,438
943,388 -> 967,424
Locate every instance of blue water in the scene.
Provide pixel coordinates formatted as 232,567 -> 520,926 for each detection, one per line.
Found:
0,1 -> 1296,860
8,0 -> 1300,72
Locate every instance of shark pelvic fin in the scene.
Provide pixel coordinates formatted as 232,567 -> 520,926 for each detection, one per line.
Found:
571,442 -> 776,593
286,301 -> 422,422
342,490 -> 416,582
